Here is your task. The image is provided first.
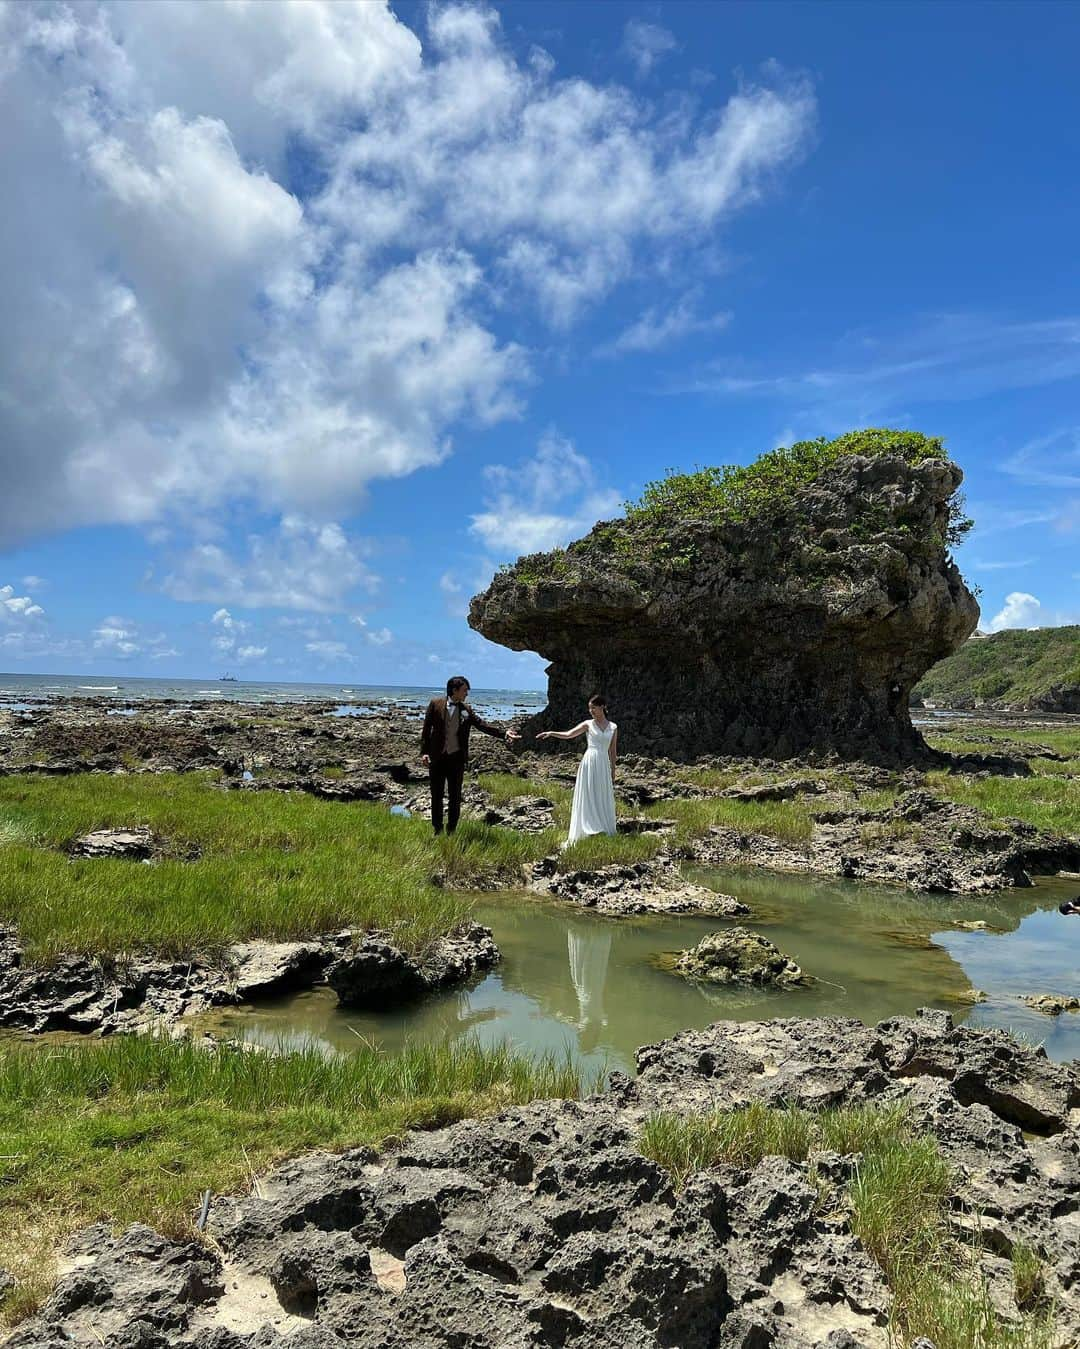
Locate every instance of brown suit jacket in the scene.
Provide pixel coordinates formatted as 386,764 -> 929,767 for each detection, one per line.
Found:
421,697 -> 506,766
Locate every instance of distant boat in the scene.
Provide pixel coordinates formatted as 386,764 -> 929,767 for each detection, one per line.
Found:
219,673 -> 239,682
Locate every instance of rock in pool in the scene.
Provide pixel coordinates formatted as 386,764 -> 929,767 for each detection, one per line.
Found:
668,926 -> 808,987
1019,993 -> 1080,1016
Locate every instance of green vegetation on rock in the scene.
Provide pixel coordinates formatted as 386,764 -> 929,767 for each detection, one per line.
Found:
503,428 -> 973,589
914,625 -> 1080,710
626,428 -> 964,532
0,1035 -> 586,1324
641,1102 -> 1056,1348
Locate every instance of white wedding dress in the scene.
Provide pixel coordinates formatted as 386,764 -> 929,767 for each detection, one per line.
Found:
566,719 -> 617,844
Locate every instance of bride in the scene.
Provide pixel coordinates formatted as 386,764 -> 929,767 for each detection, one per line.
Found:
537,695 -> 617,845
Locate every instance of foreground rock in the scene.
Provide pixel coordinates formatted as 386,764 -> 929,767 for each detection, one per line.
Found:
10,1011 -> 1080,1347
670,927 -> 808,987
0,925 -> 500,1035
469,436 -> 979,761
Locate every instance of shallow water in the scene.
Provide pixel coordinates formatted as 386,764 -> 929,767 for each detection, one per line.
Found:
206,869 -> 1080,1074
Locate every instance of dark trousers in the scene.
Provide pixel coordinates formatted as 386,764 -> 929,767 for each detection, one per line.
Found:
429,751 -> 465,834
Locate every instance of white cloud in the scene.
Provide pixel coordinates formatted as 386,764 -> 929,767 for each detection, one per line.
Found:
469,430 -> 622,555
349,615 -> 368,628
0,2 -> 814,547
1,585 -> 45,622
683,315 -> 1080,412
439,571 -> 469,618
1002,428 -> 1080,490
970,558 -> 1035,571
988,592 -> 1042,632
20,575 -> 46,590
366,627 -> 394,646
597,296 -> 731,356
236,644 -> 268,663
621,20 -> 678,77
305,639 -> 351,661
92,616 -> 141,657
162,518 -> 377,611
964,504 -> 1060,537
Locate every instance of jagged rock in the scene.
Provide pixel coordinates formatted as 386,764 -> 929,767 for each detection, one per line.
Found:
0,926 -> 496,1034
721,778 -> 826,803
670,927 -> 807,987
326,922 -> 499,1009
3,1224 -> 223,1348
480,794 -> 556,833
469,441 -> 978,761
20,1012 -> 1080,1347
532,858 -> 750,917
1019,993 -> 1080,1016
70,827 -> 155,860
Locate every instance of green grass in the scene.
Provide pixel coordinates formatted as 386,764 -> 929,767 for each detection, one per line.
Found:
0,1034 -> 586,1325
0,773 -> 681,960
926,770 -> 1080,838
476,772 -> 571,808
859,819 -> 924,846
1012,1242 -> 1045,1311
0,774 -> 540,962
675,766 -> 856,793
924,726 -> 1080,761
641,1103 -> 1056,1348
849,786 -> 903,812
645,795 -> 816,846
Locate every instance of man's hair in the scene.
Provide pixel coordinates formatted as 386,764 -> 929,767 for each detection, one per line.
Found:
446,675 -> 471,696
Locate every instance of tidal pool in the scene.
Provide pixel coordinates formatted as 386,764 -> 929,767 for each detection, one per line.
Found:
208,869 -> 1080,1075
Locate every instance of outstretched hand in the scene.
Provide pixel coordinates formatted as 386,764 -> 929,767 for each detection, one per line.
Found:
535,730 -> 551,741
504,730 -> 521,745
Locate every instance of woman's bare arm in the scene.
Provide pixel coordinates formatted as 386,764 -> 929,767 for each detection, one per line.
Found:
535,721 -> 589,741
608,728 -> 618,772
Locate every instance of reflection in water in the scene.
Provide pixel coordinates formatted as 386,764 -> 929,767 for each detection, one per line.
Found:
202,870 -> 1080,1075
567,928 -> 611,1053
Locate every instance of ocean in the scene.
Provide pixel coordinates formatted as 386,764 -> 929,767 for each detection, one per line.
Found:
0,673 -> 546,722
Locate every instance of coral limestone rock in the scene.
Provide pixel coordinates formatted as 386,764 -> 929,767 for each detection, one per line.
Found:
670,927 -> 808,987
469,432 -> 978,761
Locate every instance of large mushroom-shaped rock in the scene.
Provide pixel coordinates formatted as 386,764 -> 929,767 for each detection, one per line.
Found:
469,431 -> 979,761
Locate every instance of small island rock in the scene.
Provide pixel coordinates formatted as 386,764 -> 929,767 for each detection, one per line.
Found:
670,926 -> 807,987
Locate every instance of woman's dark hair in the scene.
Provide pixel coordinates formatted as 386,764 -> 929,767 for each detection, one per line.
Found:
447,675 -> 470,696
588,693 -> 607,710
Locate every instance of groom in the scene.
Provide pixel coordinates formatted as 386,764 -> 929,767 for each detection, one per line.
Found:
420,675 -> 520,834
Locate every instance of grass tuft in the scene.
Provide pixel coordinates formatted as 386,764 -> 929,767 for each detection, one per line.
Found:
641,1102 -> 1057,1348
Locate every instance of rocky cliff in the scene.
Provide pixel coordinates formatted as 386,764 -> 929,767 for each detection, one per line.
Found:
469,430 -> 979,761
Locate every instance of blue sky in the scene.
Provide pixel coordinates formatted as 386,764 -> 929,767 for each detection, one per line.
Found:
2,0 -> 1078,688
